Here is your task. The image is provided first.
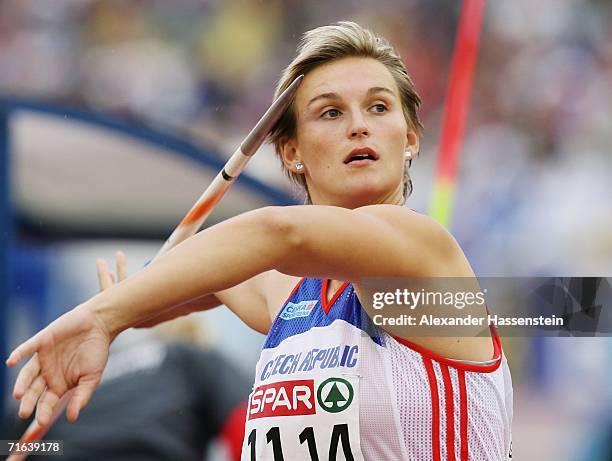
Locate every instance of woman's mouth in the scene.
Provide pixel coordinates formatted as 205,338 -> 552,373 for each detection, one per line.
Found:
344,147 -> 380,166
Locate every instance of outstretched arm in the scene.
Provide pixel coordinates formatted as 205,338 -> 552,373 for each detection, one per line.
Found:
89,204 -> 465,337
6,204 -> 465,425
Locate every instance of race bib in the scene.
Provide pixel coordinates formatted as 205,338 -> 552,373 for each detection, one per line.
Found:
241,374 -> 363,461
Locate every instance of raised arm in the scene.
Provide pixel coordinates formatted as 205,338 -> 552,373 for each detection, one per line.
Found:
6,204 -> 466,426
115,204 -> 470,331
91,204 -> 467,335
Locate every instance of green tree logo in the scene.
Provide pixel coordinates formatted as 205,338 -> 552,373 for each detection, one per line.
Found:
317,378 -> 354,413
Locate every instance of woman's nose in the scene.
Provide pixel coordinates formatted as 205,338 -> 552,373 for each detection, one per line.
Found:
347,111 -> 370,138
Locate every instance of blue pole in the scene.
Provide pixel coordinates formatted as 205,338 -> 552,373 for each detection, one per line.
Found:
0,106 -> 9,429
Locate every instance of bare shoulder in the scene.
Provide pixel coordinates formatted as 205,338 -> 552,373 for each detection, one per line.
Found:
361,205 -> 453,241
354,207 -> 492,362
357,205 -> 472,278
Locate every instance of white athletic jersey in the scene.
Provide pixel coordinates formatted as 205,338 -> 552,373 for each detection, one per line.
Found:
241,278 -> 513,461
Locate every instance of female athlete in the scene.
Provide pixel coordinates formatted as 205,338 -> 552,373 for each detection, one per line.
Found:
6,22 -> 512,460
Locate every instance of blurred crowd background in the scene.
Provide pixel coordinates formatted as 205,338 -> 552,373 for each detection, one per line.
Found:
2,0 -> 611,272
1,0 -> 611,460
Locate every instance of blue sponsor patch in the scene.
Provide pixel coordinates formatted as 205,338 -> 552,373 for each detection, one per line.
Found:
280,300 -> 318,320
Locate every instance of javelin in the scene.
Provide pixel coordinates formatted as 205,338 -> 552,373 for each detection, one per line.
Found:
429,0 -> 485,228
7,74 -> 303,460
155,74 -> 304,258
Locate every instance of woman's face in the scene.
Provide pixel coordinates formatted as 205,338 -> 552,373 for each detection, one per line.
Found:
281,57 -> 419,208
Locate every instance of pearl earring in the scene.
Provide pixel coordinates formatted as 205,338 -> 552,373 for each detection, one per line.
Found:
295,162 -> 304,171
404,150 -> 412,160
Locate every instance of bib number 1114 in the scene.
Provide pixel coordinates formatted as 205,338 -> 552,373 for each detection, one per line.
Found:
247,424 -> 355,461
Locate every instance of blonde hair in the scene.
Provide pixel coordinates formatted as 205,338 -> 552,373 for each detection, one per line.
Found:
269,21 -> 423,203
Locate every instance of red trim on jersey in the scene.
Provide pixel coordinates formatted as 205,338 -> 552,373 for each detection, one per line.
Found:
441,365 -> 456,461
393,325 -> 503,373
321,279 -> 350,314
458,370 -> 469,461
423,357 -> 441,461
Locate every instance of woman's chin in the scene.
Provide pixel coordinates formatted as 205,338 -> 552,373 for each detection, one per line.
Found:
336,183 -> 396,208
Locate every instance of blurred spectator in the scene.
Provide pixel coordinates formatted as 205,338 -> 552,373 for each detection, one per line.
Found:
3,318 -> 250,461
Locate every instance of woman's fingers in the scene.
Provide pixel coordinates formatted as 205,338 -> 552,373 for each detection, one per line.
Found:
12,354 -> 40,400
116,250 -> 128,282
96,258 -> 113,291
18,375 -> 46,419
35,388 -> 61,427
5,333 -> 42,368
97,252 -> 127,291
66,375 -> 99,422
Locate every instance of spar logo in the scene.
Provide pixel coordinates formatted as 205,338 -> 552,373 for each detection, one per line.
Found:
317,377 -> 354,413
247,377 -> 355,419
248,380 -> 316,420
279,300 -> 318,320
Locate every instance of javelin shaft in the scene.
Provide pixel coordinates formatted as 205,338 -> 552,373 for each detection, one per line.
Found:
154,74 -> 303,260
8,76 -> 303,459
153,146 -> 251,259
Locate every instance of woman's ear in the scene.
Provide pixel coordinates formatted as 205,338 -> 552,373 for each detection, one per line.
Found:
406,130 -> 420,157
280,138 -> 304,174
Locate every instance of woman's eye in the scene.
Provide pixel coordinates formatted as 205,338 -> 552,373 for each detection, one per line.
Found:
322,108 -> 341,118
371,103 -> 387,113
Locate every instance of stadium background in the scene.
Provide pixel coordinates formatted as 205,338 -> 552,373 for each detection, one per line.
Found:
1,1 -> 611,459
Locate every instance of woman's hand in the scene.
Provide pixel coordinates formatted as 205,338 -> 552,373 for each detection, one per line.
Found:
95,250 -> 128,292
5,251 -> 128,426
